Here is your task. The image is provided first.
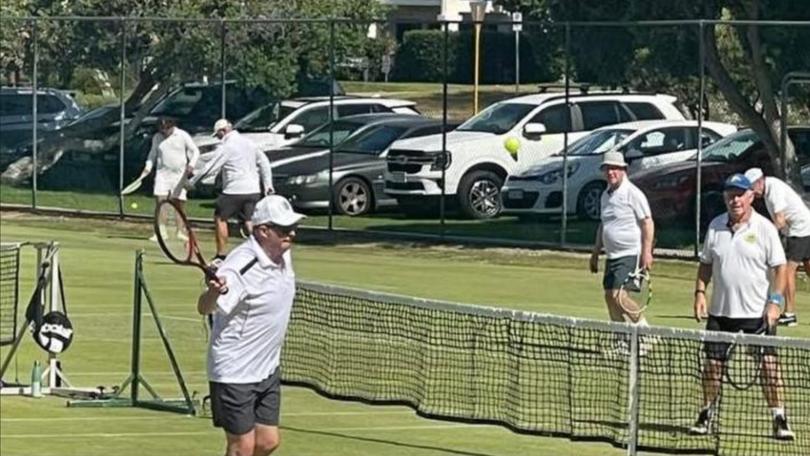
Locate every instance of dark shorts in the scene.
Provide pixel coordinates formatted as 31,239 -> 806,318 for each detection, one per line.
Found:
785,235 -> 810,263
603,255 -> 638,290
704,315 -> 777,361
209,368 -> 281,435
215,193 -> 261,222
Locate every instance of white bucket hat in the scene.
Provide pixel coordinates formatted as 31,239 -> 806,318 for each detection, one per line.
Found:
600,151 -> 628,168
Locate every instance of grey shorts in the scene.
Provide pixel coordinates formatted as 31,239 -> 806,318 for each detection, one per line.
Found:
602,255 -> 638,290
785,235 -> 810,263
209,368 -> 281,435
215,193 -> 261,222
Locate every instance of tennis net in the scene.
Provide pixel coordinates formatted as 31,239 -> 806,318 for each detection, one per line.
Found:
0,243 -> 22,346
282,282 -> 810,456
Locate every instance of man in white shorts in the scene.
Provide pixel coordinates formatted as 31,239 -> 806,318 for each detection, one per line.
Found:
197,194 -> 305,456
589,151 -> 655,329
137,117 -> 200,241
690,173 -> 794,440
745,167 -> 810,326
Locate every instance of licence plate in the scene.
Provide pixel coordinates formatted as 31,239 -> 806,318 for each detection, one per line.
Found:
390,172 -> 406,183
507,189 -> 524,199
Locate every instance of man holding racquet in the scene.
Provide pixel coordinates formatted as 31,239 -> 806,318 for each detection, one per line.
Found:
197,194 -> 304,456
189,119 -> 274,262
589,151 -> 655,328
689,173 -> 794,440
136,117 -> 200,242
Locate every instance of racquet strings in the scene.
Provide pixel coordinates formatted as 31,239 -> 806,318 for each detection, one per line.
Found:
157,201 -> 192,261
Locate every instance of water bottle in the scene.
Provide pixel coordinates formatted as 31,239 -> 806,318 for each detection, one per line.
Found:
30,360 -> 43,398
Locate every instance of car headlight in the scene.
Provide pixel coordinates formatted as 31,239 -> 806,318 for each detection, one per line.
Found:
286,173 -> 321,186
536,162 -> 580,185
652,174 -> 689,189
430,151 -> 452,171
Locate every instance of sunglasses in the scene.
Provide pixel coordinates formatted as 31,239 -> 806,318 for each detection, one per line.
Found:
263,224 -> 297,236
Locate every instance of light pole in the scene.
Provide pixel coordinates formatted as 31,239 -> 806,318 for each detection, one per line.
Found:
470,1 -> 487,114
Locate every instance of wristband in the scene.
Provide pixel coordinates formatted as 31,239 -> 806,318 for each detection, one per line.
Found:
767,293 -> 784,309
694,290 -> 706,296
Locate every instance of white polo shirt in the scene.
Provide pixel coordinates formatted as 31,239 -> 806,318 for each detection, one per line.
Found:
700,211 -> 786,319
600,178 -> 652,259
193,130 -> 274,195
145,128 -> 200,198
762,177 -> 810,237
208,236 -> 296,384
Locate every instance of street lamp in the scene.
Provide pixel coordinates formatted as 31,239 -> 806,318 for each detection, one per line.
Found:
470,1 -> 487,114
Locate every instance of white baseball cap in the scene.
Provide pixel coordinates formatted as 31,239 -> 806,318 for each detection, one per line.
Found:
213,118 -> 231,135
744,167 -> 764,183
251,195 -> 306,227
600,151 -> 628,168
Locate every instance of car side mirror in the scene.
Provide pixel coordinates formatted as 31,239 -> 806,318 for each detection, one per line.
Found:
523,122 -> 547,138
285,124 -> 305,139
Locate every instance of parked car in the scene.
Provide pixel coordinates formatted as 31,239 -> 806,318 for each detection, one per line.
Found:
384,92 -> 687,219
633,127 -> 810,224
272,116 -> 454,216
192,96 -> 420,154
501,120 -> 737,220
0,86 -> 84,152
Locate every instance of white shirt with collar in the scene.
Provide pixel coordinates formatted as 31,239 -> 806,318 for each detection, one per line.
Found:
145,128 -> 200,198
700,211 -> 786,319
600,177 -> 652,259
762,176 -> 810,237
208,236 -> 295,384
192,130 -> 274,195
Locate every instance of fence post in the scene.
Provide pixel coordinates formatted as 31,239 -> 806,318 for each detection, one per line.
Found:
31,19 -> 38,209
695,21 -> 706,258
627,324 -> 640,456
118,18 -> 127,218
560,23 -> 571,247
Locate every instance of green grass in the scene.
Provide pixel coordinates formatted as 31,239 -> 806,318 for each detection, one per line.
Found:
0,213 -> 807,456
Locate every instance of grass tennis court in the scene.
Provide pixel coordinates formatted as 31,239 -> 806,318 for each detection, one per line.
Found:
1,212 -> 807,456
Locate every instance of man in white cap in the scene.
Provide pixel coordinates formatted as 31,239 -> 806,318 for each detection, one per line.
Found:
589,151 -> 655,330
744,167 -> 810,326
690,173 -> 793,440
197,194 -> 305,456
190,118 -> 274,260
137,116 -> 200,241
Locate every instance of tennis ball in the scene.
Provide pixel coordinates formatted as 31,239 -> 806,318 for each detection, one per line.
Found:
130,202 -> 139,209
504,137 -> 520,158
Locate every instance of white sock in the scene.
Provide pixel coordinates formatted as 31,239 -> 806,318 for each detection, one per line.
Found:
772,407 -> 785,418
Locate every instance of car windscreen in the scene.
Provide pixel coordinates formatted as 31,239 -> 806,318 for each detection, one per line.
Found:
562,129 -> 634,156
293,119 -> 364,148
456,102 -> 536,134
337,125 -> 410,154
695,129 -> 758,162
235,102 -> 294,132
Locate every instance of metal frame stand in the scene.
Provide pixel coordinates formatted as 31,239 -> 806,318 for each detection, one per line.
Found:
67,250 -> 197,415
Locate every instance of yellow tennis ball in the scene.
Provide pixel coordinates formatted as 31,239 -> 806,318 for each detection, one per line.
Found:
130,202 -> 138,209
504,137 -> 520,157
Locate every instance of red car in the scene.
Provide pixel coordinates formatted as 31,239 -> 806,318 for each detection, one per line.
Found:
633,127 -> 810,225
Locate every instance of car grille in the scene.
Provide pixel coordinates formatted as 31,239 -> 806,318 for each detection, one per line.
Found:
545,191 -> 562,208
503,191 -> 539,209
387,149 -> 435,173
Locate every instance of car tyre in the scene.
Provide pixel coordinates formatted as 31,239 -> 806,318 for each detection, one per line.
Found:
458,170 -> 504,219
577,181 -> 606,221
334,177 -> 372,216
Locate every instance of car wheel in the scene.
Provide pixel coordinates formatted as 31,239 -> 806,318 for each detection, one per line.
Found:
334,177 -> 372,216
458,170 -> 504,219
577,181 -> 606,221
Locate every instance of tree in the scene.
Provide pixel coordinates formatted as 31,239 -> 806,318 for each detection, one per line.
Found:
496,0 -> 810,189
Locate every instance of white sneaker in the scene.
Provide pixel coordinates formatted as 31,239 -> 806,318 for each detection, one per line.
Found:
148,234 -> 158,242
176,230 -> 189,242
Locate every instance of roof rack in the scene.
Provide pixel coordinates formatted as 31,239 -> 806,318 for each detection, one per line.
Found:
537,82 -> 591,94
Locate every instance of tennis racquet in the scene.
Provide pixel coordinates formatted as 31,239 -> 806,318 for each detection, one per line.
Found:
618,267 -> 652,318
153,199 -> 227,293
121,174 -> 146,195
723,319 -> 769,391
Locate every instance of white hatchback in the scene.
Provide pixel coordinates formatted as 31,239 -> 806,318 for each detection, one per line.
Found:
501,120 -> 738,220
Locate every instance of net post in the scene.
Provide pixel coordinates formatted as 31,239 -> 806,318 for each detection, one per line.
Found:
131,249 -> 144,404
626,324 -> 640,456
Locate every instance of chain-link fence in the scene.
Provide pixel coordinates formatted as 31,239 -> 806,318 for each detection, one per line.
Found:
1,16 -> 808,254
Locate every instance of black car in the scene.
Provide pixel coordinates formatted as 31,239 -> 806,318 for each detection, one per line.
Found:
272,115 -> 454,216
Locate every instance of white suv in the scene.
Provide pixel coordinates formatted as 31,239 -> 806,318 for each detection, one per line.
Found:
193,96 -> 419,153
384,92 -> 686,219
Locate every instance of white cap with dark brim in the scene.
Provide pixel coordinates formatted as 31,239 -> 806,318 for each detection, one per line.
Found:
251,195 -> 306,227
